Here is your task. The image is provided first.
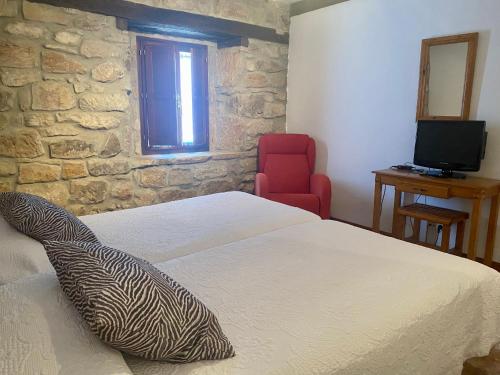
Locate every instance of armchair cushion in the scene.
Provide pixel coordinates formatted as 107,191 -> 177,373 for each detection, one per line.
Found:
264,154 -> 310,193
266,193 -> 320,215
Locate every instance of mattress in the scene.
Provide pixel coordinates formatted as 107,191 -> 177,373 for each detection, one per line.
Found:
81,191 -> 320,264
126,220 -> 500,375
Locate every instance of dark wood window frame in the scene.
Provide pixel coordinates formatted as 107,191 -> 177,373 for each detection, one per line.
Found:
137,36 -> 209,154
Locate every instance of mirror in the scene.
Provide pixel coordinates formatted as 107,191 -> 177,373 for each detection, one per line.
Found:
416,33 -> 478,120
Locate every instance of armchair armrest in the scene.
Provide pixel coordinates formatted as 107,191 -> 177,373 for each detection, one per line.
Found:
255,173 -> 270,197
310,174 -> 332,219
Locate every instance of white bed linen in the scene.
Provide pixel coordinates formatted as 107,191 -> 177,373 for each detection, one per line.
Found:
0,273 -> 132,375
81,191 -> 320,264
0,215 -> 50,285
0,192 -> 318,285
126,220 -> 500,375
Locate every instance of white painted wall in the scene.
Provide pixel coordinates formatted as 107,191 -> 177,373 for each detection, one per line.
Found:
287,0 -> 500,261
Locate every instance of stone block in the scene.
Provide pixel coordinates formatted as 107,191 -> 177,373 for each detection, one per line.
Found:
17,181 -> 69,206
111,181 -> 134,200
5,22 -> 45,39
0,0 -> 17,17
215,115 -> 245,151
263,101 -> 286,118
23,1 -> 73,25
136,167 -> 168,188
244,72 -> 269,88
43,43 -> 79,55
49,139 -> 96,159
54,31 -> 82,46
80,39 -> 123,58
74,13 -> 111,31
79,93 -> 129,112
42,51 -> 87,74
56,112 -> 121,130
0,113 -> 22,129
70,179 -> 108,204
158,188 -> 196,203
0,180 -> 12,192
0,129 -> 44,158
32,81 -> 76,111
216,48 -> 245,87
1,68 -> 40,87
247,58 -> 286,73
18,86 -> 31,112
199,179 -> 234,195
25,113 -> 56,127
240,157 -> 257,173
0,40 -> 37,68
91,62 -> 126,83
18,163 -> 60,184
62,161 -> 88,179
0,160 -> 16,176
0,89 -> 14,111
134,189 -> 157,206
169,168 -> 194,186
194,162 -> 227,180
38,124 -> 79,137
87,159 -> 130,176
100,133 -> 121,158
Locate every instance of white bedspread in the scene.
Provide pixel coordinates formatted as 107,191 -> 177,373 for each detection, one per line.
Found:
0,274 -> 132,375
126,220 -> 500,375
81,191 -> 319,264
0,192 -> 318,285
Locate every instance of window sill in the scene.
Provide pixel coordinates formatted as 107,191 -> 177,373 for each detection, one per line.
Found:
134,151 -> 255,167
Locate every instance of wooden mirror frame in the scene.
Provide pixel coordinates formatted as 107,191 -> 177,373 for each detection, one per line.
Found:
416,32 -> 479,121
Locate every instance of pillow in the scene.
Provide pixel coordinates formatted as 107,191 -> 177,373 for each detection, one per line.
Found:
0,215 -> 52,285
0,192 -> 99,243
0,273 -> 134,375
43,241 -> 235,363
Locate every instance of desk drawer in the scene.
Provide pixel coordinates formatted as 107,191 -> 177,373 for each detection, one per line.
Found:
397,182 -> 450,198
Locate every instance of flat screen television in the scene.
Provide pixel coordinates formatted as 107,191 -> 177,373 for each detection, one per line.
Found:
413,120 -> 487,178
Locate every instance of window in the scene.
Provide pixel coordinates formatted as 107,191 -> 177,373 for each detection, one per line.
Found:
137,37 -> 209,154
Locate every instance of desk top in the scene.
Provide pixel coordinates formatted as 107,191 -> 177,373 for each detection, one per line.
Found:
373,169 -> 500,190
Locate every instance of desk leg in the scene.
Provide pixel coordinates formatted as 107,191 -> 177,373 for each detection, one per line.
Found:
372,177 -> 382,232
392,189 -> 402,237
485,194 -> 499,266
468,198 -> 483,261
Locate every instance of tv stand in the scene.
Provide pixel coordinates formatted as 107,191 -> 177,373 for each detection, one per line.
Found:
420,169 -> 466,179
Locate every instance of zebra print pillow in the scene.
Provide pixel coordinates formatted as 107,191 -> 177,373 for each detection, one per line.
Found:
0,192 -> 98,243
43,241 -> 235,363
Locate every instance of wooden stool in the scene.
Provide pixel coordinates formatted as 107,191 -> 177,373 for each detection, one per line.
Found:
397,203 -> 469,252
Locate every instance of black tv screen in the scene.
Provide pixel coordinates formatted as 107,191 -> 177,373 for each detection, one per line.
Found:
413,120 -> 486,172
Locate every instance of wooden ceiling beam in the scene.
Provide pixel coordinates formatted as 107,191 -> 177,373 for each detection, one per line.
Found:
28,0 -> 289,47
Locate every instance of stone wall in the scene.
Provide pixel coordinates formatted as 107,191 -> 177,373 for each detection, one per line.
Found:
0,0 -> 289,214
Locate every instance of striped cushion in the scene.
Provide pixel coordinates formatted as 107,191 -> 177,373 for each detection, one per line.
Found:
43,241 -> 235,362
0,192 -> 98,243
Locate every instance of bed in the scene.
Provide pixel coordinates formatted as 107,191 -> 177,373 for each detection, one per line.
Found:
0,191 -> 319,285
1,192 -> 499,375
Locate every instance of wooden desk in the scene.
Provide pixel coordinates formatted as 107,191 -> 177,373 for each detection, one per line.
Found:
372,169 -> 500,265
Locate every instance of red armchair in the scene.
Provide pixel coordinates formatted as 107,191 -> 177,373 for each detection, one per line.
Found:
255,134 -> 332,219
